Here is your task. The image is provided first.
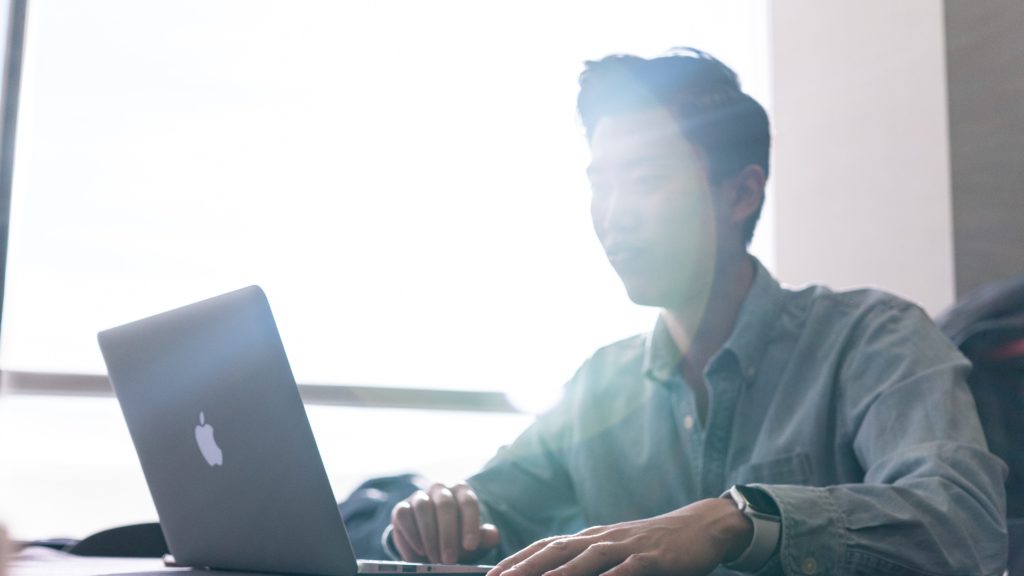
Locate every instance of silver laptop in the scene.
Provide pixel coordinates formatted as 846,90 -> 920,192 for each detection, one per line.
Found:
98,286 -> 489,576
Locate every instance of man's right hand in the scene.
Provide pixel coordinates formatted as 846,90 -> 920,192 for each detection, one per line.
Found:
390,481 -> 501,564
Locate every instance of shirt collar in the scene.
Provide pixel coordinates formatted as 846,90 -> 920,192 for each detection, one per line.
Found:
642,257 -> 784,383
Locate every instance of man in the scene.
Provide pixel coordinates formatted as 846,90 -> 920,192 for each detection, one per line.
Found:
386,49 -> 1008,575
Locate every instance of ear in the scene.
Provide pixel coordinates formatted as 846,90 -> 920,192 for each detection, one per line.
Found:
724,164 -> 766,229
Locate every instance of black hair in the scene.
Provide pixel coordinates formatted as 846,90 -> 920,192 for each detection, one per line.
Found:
577,48 -> 770,244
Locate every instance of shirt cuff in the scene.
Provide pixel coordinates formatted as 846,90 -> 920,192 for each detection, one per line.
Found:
381,524 -> 402,561
750,484 -> 846,576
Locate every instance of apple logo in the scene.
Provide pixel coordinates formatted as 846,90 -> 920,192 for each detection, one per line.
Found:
194,411 -> 223,467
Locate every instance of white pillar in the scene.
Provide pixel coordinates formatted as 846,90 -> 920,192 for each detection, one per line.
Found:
768,0 -> 955,316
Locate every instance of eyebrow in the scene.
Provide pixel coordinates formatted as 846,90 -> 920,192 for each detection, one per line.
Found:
587,157 -> 676,177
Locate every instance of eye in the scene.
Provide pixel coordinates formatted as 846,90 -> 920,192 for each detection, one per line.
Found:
630,171 -> 671,192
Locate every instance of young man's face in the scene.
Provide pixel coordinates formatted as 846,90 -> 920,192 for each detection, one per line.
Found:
588,108 -> 719,309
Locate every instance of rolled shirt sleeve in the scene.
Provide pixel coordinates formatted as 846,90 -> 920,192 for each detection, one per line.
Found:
755,302 -> 1008,576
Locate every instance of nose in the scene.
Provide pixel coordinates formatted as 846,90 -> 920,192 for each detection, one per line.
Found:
594,185 -> 639,236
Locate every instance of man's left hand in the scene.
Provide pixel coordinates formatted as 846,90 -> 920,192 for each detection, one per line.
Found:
485,498 -> 753,576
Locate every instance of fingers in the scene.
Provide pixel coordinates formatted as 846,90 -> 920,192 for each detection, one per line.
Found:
460,524 -> 502,565
391,500 -> 425,560
490,536 -> 631,576
578,524 -> 610,537
410,490 -> 442,563
545,541 -> 628,576
601,554 -> 659,576
392,523 -> 427,563
478,524 -> 501,551
392,482 -> 497,565
505,537 -> 584,575
428,484 -> 459,564
452,483 -> 482,552
488,535 -> 564,576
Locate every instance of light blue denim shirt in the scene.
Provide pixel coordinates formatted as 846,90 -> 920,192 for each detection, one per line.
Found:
467,259 -> 1008,575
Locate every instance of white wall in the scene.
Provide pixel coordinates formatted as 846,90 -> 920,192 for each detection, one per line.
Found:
768,1 -> 955,316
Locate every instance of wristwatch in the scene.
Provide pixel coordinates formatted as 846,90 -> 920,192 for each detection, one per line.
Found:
721,485 -> 782,572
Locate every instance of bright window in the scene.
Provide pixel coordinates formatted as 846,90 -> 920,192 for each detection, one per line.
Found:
0,0 -> 770,539
2,0 -> 770,405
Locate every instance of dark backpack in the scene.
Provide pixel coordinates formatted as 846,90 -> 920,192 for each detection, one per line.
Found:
937,275 -> 1024,573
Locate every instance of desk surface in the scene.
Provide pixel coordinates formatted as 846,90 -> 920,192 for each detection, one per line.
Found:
7,548 -> 492,576
8,548 -> 175,576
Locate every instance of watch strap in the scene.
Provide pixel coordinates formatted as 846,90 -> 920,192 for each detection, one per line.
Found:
721,485 -> 781,572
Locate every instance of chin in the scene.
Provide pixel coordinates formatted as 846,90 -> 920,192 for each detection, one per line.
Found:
622,282 -> 671,308
622,276 -> 707,310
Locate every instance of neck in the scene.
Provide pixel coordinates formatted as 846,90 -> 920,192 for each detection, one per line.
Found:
662,253 -> 755,374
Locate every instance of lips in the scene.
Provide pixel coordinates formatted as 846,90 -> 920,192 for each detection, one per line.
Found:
604,244 -> 646,267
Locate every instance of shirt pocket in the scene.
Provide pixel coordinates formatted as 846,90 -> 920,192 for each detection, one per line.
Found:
728,451 -> 813,486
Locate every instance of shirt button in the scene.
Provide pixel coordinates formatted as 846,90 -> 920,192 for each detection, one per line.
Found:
801,556 -> 818,575
745,366 -> 756,380
683,415 -> 695,430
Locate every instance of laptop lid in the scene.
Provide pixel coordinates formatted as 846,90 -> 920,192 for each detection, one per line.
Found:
98,286 -> 359,576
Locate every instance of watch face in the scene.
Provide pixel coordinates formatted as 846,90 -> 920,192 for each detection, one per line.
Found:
734,485 -> 781,516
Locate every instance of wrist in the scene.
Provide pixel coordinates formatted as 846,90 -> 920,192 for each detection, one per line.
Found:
714,498 -> 755,563
720,485 -> 782,572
